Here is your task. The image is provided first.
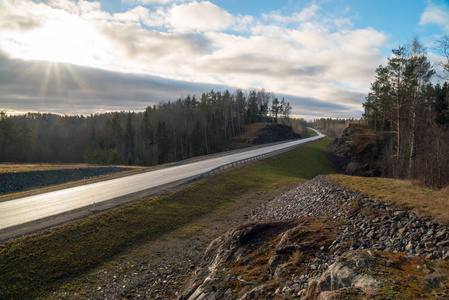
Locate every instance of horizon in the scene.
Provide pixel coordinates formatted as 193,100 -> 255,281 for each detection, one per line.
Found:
1,0 -> 448,119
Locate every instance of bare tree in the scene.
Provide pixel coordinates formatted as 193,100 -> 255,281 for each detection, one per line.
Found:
435,35 -> 449,79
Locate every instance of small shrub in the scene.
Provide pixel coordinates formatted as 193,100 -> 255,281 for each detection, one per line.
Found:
361,207 -> 372,217
338,220 -> 350,227
108,149 -> 125,165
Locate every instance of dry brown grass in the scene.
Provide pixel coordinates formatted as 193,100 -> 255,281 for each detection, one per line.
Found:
0,163 -> 144,173
330,174 -> 449,225
235,123 -> 269,140
221,123 -> 270,150
0,163 -> 91,173
374,251 -> 449,298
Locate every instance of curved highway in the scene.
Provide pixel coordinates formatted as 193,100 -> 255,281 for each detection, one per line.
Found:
0,129 -> 324,232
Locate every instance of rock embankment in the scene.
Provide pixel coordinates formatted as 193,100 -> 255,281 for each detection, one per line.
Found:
251,176 -> 449,260
246,124 -> 301,144
326,123 -> 380,176
178,176 -> 449,299
0,167 -> 133,195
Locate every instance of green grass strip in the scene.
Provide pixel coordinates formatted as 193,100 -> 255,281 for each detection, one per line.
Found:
0,137 -> 334,299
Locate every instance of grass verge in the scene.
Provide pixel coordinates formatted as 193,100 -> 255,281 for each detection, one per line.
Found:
0,163 -> 144,174
307,128 -> 318,137
330,174 -> 449,225
0,137 -> 334,299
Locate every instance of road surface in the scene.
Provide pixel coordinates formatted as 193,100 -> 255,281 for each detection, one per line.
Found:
0,129 -> 324,232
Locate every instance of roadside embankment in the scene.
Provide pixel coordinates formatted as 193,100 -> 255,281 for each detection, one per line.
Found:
0,137 -> 334,300
178,176 -> 449,299
0,167 -> 134,195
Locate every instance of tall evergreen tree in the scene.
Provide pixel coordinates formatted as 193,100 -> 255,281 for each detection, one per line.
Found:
0,111 -> 16,161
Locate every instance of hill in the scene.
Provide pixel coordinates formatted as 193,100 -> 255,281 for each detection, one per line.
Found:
220,122 -> 302,151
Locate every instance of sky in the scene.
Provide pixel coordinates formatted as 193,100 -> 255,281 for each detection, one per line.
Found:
0,0 -> 448,119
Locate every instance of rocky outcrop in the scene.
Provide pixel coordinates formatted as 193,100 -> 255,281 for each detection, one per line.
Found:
305,256 -> 379,299
178,176 -> 449,299
246,124 -> 301,144
178,218 -> 337,300
178,219 -> 303,300
326,124 -> 379,176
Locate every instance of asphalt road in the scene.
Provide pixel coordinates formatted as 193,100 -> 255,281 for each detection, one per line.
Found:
0,130 -> 324,231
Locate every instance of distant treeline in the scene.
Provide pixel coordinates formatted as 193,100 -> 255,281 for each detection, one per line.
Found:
309,118 -> 363,138
362,37 -> 449,188
0,89 -> 304,166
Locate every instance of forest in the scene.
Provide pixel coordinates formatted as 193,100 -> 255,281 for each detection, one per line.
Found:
309,118 -> 363,138
0,89 -> 303,166
362,36 -> 449,188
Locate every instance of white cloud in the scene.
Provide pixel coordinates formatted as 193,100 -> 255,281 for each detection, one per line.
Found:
419,2 -> 449,32
113,6 -> 151,23
196,22 -> 385,103
0,0 -> 113,66
0,0 -> 388,118
132,0 -> 186,5
167,1 -> 234,32
263,4 -> 319,24
295,4 -> 320,22
0,0 -> 46,31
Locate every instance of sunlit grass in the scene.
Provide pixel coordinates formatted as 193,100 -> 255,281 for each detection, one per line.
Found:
0,137 -> 334,299
0,163 -> 145,174
307,128 -> 318,137
0,163 -> 93,173
330,174 -> 449,225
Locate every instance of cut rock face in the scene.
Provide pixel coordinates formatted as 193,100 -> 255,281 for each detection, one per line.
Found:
177,218 -> 337,300
306,255 -> 379,299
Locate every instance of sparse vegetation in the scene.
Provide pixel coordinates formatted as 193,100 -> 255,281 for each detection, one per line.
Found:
0,163 -> 96,173
220,122 -> 304,151
337,220 -> 350,227
330,174 -> 449,225
0,137 -> 334,299
361,206 -> 372,217
373,251 -> 449,299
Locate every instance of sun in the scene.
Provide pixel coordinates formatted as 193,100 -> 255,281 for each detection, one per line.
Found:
2,7 -> 109,68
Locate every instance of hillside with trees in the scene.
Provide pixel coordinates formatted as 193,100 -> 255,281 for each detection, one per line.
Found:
309,118 -> 363,138
0,89 -> 303,166
362,36 -> 449,188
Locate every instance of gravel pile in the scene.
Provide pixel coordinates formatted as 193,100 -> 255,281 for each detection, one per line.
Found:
244,175 -> 449,298
250,175 -> 352,221
251,175 -> 449,261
